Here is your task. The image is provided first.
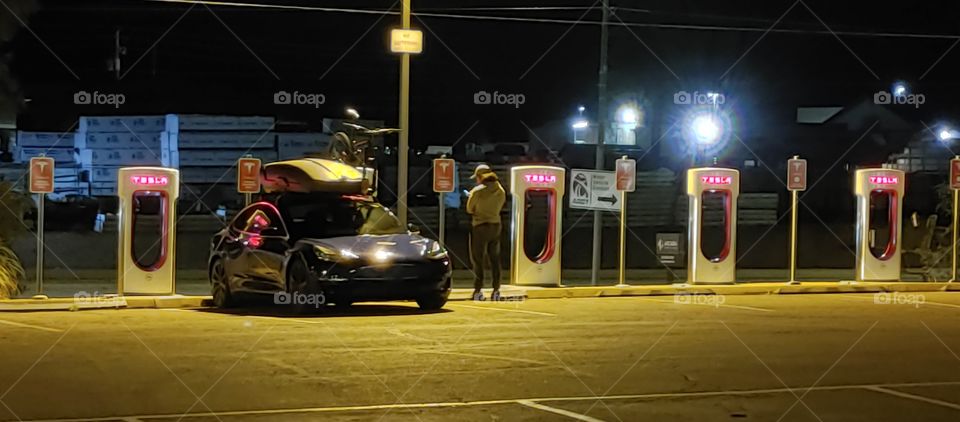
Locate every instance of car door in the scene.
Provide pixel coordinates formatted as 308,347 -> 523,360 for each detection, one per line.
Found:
221,206 -> 256,290
235,203 -> 289,293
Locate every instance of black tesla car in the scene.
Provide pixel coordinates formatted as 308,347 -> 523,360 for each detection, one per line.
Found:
207,159 -> 452,312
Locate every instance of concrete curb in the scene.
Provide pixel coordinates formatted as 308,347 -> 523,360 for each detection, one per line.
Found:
1,282 -> 958,311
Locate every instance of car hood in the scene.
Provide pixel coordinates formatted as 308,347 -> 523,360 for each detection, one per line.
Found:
300,233 -> 434,260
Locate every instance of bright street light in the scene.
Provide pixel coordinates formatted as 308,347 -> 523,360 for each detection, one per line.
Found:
618,107 -> 638,125
893,83 -> 907,97
345,107 -> 360,119
578,105 -> 585,114
939,127 -> 953,141
691,113 -> 721,145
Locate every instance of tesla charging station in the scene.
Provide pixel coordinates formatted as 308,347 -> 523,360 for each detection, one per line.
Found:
854,168 -> 905,282
117,167 -> 180,295
686,167 -> 740,284
510,165 -> 566,286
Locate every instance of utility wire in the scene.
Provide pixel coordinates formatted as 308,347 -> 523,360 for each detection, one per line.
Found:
143,0 -> 960,40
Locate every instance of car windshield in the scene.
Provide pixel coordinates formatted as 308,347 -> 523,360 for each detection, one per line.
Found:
279,193 -> 406,239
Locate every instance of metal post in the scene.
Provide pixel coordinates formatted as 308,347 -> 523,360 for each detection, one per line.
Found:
952,187 -> 958,282
788,189 -> 800,285
592,0 -> 609,285
616,191 -> 628,287
397,0 -> 412,226
439,192 -> 446,245
35,193 -> 45,297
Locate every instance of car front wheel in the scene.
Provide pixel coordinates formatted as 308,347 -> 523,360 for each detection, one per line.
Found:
286,256 -> 324,314
416,292 -> 448,310
210,259 -> 234,308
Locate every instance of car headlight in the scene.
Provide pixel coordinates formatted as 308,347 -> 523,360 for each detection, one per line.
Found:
314,245 -> 359,262
424,241 -> 448,260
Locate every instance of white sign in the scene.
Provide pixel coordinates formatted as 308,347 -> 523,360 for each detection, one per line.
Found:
569,169 -> 622,212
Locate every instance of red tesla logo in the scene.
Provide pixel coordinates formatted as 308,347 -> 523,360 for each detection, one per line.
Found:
869,176 -> 899,185
701,176 -> 732,185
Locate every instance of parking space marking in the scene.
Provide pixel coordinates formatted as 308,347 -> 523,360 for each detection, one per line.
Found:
22,380 -> 960,422
517,400 -> 606,422
637,298 -> 774,312
450,303 -> 557,316
863,386 -> 960,411
0,318 -> 63,333
836,294 -> 960,309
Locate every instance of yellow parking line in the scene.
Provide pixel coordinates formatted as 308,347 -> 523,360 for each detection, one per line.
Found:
450,303 -> 557,317
0,318 -> 63,333
637,298 -> 773,312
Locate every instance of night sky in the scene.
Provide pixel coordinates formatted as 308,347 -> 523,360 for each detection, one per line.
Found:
7,0 -> 960,149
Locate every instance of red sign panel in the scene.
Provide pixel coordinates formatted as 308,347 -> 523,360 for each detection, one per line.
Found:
432,158 -> 456,193
237,158 -> 262,194
615,158 -> 636,192
869,176 -> 899,185
787,158 -> 807,191
29,156 -> 55,194
951,159 -> 960,190
701,175 -> 732,185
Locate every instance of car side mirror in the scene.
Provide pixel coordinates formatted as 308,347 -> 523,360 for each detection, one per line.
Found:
408,223 -> 420,234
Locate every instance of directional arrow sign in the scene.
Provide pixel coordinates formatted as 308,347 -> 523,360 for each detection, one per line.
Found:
598,195 -> 618,205
569,169 -> 622,212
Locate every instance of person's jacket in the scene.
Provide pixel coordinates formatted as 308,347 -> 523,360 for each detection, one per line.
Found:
466,172 -> 506,226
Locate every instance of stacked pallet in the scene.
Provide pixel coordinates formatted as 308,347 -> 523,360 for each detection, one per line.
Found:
75,115 -> 166,196
15,131 -> 84,197
160,114 -> 278,183
277,132 -> 332,160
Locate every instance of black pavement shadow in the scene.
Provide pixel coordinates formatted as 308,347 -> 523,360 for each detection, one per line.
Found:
192,302 -> 452,318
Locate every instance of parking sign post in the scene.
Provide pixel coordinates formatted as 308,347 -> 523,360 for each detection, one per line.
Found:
950,156 -> 960,282
786,156 -> 807,285
615,156 -> 636,287
237,155 -> 262,207
29,155 -> 55,298
432,157 -> 455,245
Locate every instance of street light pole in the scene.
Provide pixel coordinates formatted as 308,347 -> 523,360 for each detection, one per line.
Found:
397,0 -> 412,226
592,0 -> 609,285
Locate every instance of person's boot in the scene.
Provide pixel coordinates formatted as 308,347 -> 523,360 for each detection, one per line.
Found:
472,289 -> 485,301
491,289 -> 501,302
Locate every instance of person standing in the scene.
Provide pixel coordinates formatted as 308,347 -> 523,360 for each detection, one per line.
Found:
466,164 -> 506,301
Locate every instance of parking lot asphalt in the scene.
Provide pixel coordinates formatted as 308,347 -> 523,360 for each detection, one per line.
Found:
0,292 -> 958,421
